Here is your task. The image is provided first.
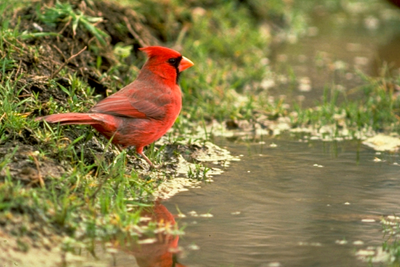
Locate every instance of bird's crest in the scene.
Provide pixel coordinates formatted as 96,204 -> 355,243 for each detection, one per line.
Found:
139,46 -> 181,59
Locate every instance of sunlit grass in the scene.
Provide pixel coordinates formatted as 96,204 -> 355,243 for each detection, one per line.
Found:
290,70 -> 400,137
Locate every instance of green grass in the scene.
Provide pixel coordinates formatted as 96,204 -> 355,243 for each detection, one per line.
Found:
290,71 -> 400,138
36,1 -> 109,45
380,216 -> 400,266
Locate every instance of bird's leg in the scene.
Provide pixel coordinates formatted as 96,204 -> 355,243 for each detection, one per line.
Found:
115,144 -> 123,153
114,144 -> 147,169
119,145 -> 156,169
136,146 -> 157,169
138,152 -> 156,169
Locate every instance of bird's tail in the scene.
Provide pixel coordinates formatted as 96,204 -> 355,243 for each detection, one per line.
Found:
36,113 -> 99,125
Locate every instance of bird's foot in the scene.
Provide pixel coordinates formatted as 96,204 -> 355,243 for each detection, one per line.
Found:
139,152 -> 158,170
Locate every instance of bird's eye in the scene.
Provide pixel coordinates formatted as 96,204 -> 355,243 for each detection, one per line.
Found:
168,58 -> 177,64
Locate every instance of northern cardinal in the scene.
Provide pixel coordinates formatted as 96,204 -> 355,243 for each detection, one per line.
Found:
36,46 -> 194,167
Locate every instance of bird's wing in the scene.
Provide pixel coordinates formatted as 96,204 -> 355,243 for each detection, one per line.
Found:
90,82 -> 171,120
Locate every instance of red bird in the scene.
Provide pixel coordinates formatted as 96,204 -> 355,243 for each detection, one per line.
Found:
36,46 -> 194,167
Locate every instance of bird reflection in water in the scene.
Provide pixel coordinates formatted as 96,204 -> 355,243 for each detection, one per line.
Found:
128,201 -> 186,267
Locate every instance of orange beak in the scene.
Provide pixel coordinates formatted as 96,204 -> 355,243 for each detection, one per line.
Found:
178,56 -> 194,72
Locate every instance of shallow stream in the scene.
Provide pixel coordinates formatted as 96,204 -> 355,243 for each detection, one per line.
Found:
164,136 -> 400,267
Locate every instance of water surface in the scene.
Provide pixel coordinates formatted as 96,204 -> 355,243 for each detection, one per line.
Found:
164,136 -> 400,267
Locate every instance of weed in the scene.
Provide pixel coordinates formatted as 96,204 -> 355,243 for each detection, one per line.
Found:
291,72 -> 400,136
187,163 -> 210,181
36,1 -> 109,45
380,216 -> 400,265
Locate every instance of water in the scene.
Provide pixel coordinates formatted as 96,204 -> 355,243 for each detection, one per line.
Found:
163,136 -> 400,267
268,3 -> 400,107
